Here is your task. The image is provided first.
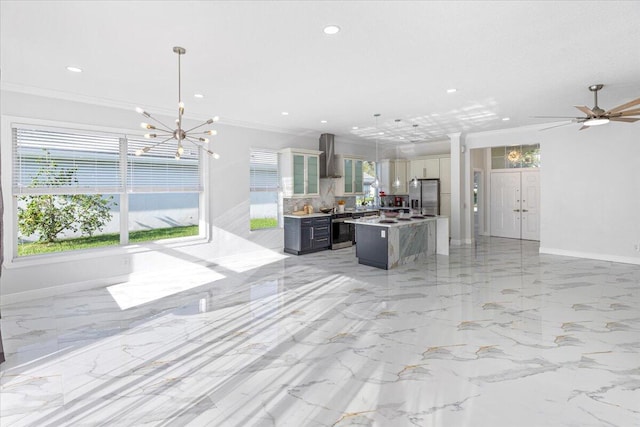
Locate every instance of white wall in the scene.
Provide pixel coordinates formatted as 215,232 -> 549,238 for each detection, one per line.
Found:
465,123 -> 640,265
0,91 -> 369,299
539,123 -> 640,264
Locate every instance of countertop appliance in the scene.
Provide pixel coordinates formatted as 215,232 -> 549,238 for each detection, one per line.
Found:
409,179 -> 440,216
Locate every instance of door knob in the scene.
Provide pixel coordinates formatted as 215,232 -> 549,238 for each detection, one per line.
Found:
522,209 -> 528,212
513,209 -> 521,212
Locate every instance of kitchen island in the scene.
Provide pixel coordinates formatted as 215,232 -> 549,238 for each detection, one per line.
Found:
345,215 -> 449,269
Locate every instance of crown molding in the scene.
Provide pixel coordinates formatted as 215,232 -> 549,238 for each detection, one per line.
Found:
0,82 -> 321,138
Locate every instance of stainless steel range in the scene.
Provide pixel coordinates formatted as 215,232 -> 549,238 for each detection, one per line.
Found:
331,213 -> 353,249
331,210 -> 378,249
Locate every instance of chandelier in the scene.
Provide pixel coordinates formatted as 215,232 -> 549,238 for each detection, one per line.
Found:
134,46 -> 220,160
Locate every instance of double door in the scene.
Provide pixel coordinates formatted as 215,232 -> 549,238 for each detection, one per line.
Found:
490,170 -> 539,240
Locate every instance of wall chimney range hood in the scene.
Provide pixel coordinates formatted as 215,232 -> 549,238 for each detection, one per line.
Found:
319,133 -> 341,178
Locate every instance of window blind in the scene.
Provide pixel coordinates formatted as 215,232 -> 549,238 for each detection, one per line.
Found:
127,136 -> 201,193
12,126 -> 122,195
250,150 -> 279,192
12,124 -> 202,195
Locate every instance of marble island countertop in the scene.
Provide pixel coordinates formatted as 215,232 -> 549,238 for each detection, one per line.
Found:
345,215 -> 445,228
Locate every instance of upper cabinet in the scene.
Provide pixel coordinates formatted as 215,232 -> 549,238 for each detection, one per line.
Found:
279,148 -> 321,197
334,155 -> 364,196
378,159 -> 408,195
409,158 -> 440,179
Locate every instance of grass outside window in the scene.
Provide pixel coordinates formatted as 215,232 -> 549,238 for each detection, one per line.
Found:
18,225 -> 199,256
250,218 -> 277,230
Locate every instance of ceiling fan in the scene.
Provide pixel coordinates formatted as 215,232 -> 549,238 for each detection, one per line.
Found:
536,84 -> 640,130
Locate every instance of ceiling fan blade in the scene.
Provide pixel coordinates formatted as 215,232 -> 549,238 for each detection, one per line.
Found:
617,108 -> 640,117
575,105 -> 595,116
609,117 -> 640,123
539,122 -> 574,131
606,97 -> 640,114
533,115 -> 582,119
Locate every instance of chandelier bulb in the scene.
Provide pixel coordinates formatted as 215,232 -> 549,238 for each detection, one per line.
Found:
213,116 -> 220,122
206,130 -> 218,136
140,122 -> 155,130
212,152 -> 220,159
177,145 -> 184,155
199,137 -> 209,143
135,107 -> 145,114
144,133 -> 156,139
175,152 -> 181,160
135,149 -> 144,156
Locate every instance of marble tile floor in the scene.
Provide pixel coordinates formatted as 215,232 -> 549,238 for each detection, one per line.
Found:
1,237 -> 639,426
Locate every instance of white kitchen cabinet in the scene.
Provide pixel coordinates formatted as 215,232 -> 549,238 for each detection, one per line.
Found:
379,159 -> 408,195
279,148 -> 321,197
439,157 -> 451,193
334,155 -> 364,196
409,158 -> 440,179
425,159 -> 440,178
409,159 -> 425,179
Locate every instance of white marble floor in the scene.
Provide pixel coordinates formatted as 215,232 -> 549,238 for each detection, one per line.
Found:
1,237 -> 639,426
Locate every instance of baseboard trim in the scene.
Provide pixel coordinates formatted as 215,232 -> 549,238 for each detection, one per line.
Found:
539,247 -> 640,266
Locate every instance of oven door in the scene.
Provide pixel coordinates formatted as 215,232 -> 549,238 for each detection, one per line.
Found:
332,219 -> 353,249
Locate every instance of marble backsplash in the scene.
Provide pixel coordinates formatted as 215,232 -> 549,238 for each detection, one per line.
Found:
283,179 -> 356,214
282,179 -> 409,214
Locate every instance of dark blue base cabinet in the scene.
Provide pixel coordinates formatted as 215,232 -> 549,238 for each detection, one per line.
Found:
354,225 -> 389,269
284,216 -> 331,255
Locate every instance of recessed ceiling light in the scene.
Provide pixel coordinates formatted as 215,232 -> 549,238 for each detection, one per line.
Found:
502,117 -> 510,121
66,66 -> 82,73
320,120 -> 327,123
323,25 -> 340,35
352,126 -> 359,130
281,112 -> 289,116
446,88 -> 457,93
194,93 -> 204,99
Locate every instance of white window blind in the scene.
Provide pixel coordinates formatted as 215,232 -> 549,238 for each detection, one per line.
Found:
11,124 -> 202,195
250,150 -> 279,192
127,136 -> 201,193
12,126 -> 122,195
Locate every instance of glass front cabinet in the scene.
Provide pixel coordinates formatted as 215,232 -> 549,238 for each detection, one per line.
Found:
279,148 -> 321,197
335,155 -> 364,196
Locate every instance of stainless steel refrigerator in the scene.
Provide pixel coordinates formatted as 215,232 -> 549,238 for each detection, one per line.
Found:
409,179 -> 440,216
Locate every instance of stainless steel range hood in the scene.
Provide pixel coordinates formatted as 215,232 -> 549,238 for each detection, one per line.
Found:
319,133 -> 341,178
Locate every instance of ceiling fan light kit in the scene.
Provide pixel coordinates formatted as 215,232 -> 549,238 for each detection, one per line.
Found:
535,84 -> 640,131
134,46 -> 220,160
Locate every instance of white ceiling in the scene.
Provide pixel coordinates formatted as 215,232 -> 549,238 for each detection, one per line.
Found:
1,1 -> 639,145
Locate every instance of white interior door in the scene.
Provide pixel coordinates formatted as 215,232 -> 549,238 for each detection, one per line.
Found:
490,170 -> 540,241
520,171 -> 540,241
490,172 -> 521,239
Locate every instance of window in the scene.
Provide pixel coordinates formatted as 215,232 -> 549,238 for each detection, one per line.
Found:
249,149 -> 279,230
491,144 -> 540,169
11,124 -> 203,257
127,136 -> 200,241
356,160 -> 377,206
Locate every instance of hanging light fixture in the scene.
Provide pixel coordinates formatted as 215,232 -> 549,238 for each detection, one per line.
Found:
411,124 -> 420,188
134,46 -> 220,160
392,119 -> 402,188
371,113 -> 381,189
